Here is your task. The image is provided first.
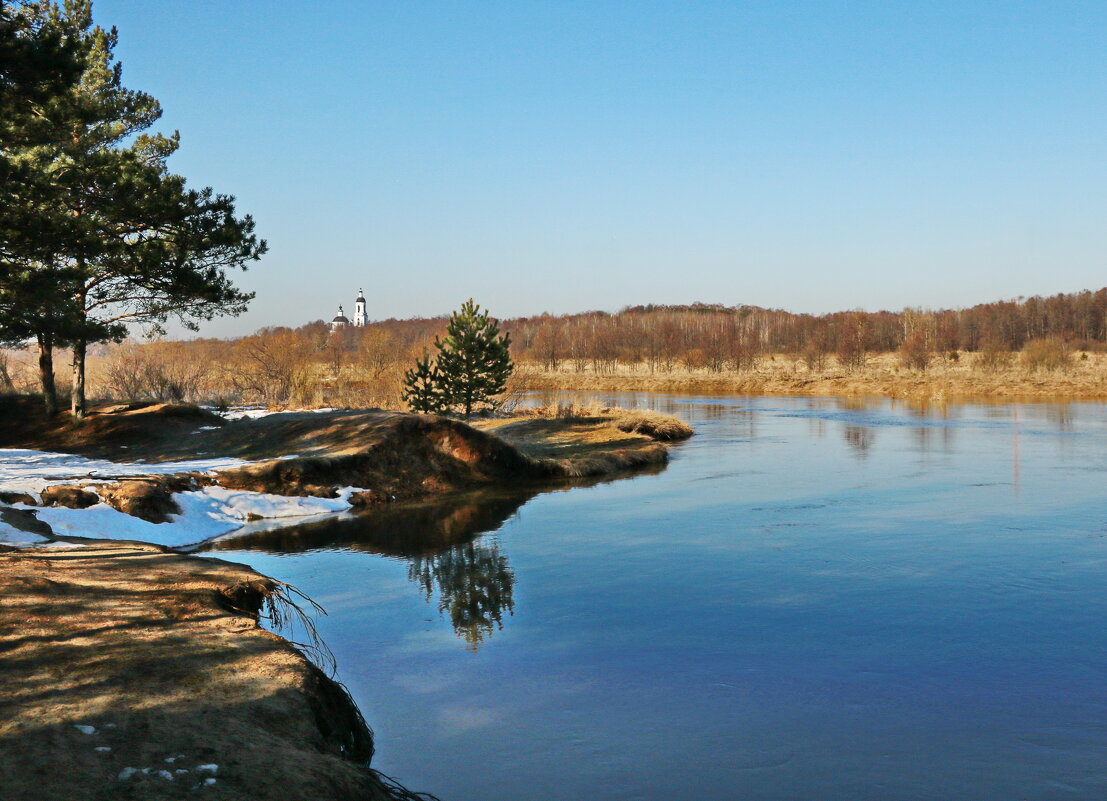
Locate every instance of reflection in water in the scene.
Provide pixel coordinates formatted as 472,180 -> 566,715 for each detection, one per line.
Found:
209,490 -> 529,647
209,489 -> 538,557
210,471 -> 660,648
1044,402 -> 1074,432
843,424 -> 875,457
409,538 -> 515,650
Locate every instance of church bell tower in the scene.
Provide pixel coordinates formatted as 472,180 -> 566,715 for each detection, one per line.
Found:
354,288 -> 367,326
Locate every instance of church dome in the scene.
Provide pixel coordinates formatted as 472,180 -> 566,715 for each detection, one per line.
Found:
332,314 -> 350,324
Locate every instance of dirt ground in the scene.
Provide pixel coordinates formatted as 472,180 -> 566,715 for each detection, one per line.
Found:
0,542 -> 417,801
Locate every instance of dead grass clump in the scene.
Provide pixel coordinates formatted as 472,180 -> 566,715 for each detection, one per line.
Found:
546,444 -> 669,477
609,409 -> 694,441
515,403 -> 693,441
513,401 -> 601,418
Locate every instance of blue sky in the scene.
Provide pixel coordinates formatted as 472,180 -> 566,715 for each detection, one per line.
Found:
94,0 -> 1107,337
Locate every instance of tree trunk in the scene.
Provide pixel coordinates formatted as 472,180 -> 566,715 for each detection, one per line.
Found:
37,334 -> 58,416
71,336 -> 87,420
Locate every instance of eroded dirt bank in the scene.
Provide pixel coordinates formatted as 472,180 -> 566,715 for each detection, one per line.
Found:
0,399 -> 674,518
0,543 -> 425,801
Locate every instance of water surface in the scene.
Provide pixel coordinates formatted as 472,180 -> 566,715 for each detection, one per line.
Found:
214,395 -> 1107,800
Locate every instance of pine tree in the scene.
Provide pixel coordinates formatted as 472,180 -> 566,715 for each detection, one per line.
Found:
0,1 -> 265,418
0,0 -> 86,414
432,299 -> 513,420
401,352 -> 445,414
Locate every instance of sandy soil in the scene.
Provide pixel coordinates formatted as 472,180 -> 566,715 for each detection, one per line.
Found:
0,542 -> 416,801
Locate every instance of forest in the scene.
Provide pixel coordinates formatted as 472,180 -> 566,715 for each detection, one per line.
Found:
3,287 -> 1104,410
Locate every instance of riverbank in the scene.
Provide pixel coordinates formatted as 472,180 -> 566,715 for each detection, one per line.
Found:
517,351 -> 1107,400
0,541 -> 426,801
0,399 -> 691,798
0,399 -> 683,548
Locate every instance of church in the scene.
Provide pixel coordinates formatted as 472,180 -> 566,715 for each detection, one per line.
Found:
330,289 -> 368,331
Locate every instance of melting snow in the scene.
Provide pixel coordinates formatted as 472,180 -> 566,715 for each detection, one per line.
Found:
0,448 -> 369,548
0,519 -> 52,547
209,406 -> 337,420
0,448 -> 247,498
73,724 -> 96,735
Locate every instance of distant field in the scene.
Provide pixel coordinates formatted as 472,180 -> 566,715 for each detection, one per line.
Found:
5,345 -> 1105,411
517,351 -> 1107,401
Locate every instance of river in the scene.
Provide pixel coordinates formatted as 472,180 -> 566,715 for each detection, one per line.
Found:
212,394 -> 1107,800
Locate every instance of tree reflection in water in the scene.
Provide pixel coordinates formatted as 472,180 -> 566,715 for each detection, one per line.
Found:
209,469 -> 661,649
209,488 -> 529,649
408,538 -> 515,650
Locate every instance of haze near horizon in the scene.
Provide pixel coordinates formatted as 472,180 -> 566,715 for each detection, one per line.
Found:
95,0 -> 1107,338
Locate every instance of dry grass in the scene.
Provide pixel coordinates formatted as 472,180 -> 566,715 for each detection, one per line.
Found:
0,542 -> 420,800
517,352 -> 1107,400
472,414 -> 670,477
503,402 -> 693,441
472,403 -> 690,478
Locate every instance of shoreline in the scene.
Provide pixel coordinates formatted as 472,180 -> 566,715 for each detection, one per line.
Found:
0,541 -> 424,801
516,352 -> 1107,402
0,402 -> 690,799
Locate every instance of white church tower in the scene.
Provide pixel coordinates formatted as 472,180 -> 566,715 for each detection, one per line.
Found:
353,288 -> 368,326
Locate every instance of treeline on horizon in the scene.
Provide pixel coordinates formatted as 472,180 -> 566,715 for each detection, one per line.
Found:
499,288 -> 1107,371
4,287 -> 1103,409
311,286 -> 1107,373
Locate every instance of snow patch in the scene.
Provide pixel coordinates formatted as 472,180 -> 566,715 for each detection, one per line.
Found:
0,448 -> 247,497
30,486 -> 368,547
1,448 -> 370,548
0,519 -> 51,546
73,724 -> 96,735
210,406 -> 337,420
201,485 -> 360,519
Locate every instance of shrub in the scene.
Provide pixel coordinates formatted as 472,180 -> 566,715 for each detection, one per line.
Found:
800,344 -> 828,372
975,340 -> 1012,373
899,334 -> 931,371
836,340 -> 867,373
104,343 -> 211,403
1021,337 -> 1071,372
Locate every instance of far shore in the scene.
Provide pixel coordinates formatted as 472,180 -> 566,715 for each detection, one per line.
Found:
515,351 -> 1107,402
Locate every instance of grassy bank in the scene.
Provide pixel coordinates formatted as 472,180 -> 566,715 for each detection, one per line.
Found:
0,542 -> 428,801
515,352 -> 1107,401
